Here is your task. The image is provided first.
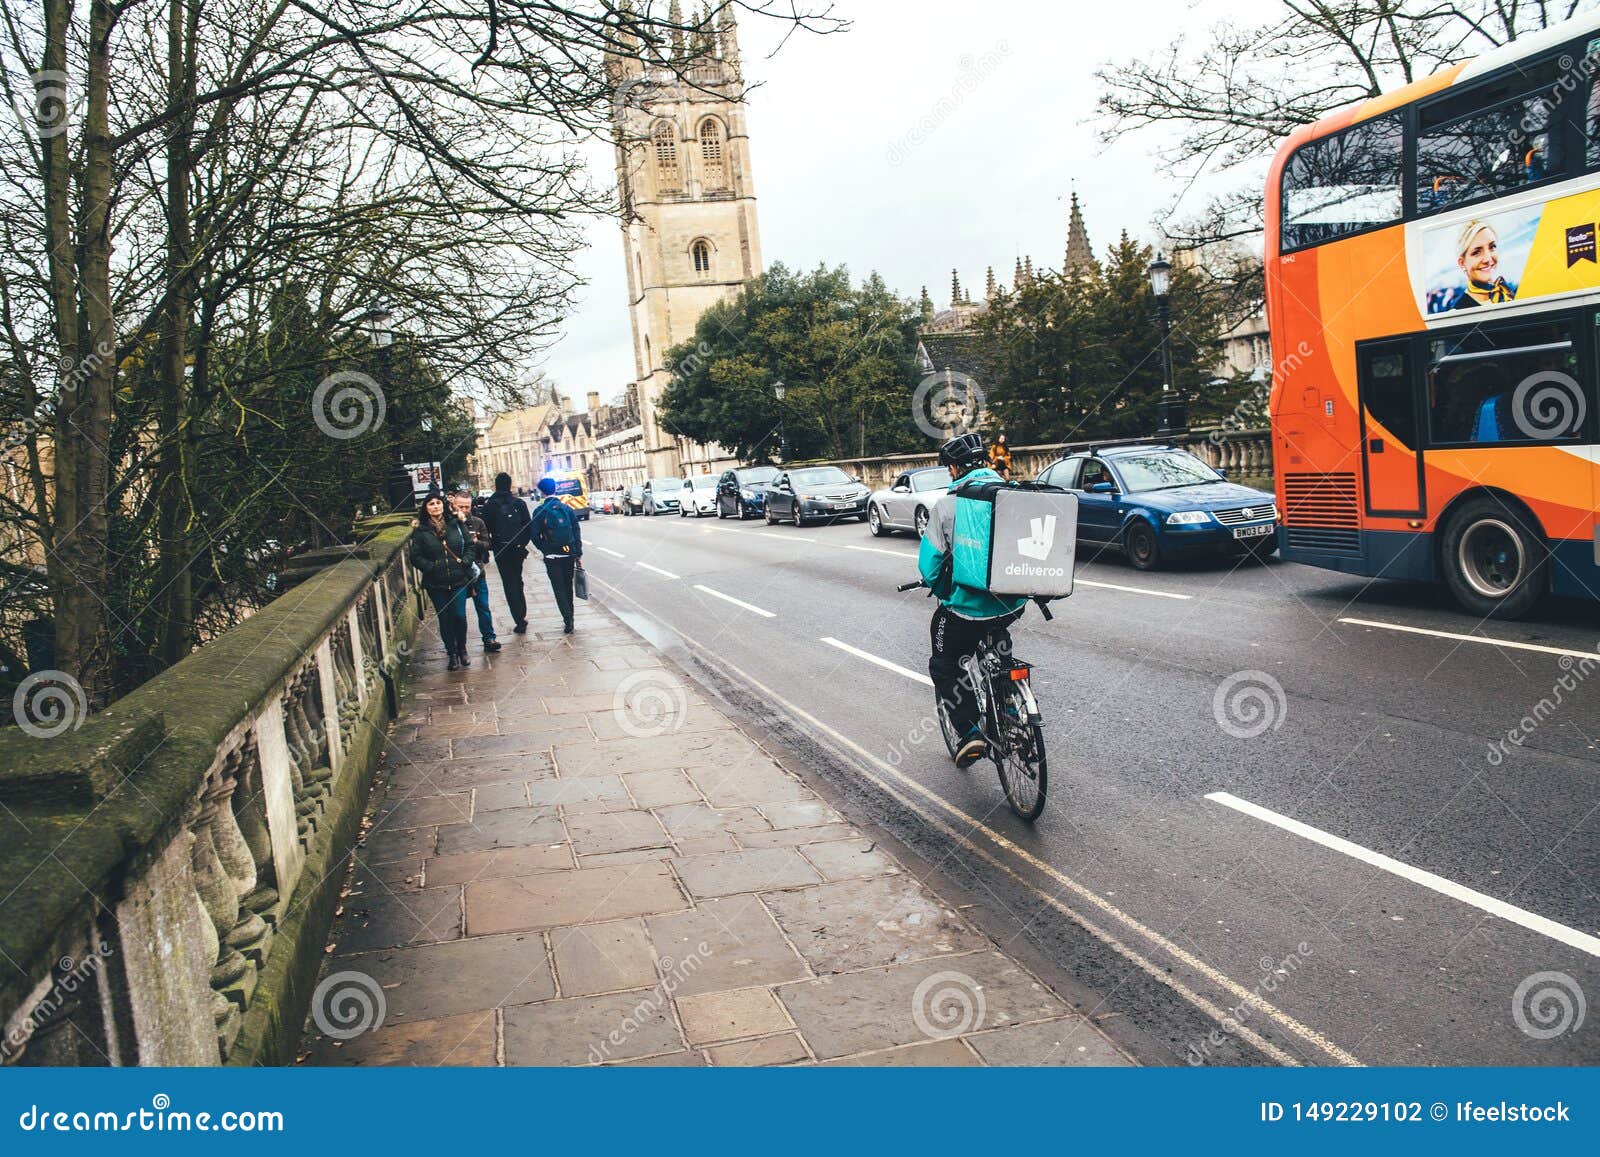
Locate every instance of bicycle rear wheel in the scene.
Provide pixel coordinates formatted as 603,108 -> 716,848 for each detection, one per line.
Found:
935,696 -> 961,758
995,687 -> 1048,821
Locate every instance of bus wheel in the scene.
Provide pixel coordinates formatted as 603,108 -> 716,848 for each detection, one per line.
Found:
1440,497 -> 1548,619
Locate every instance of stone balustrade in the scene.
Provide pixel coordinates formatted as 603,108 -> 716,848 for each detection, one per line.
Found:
815,428 -> 1273,491
0,516 -> 422,1067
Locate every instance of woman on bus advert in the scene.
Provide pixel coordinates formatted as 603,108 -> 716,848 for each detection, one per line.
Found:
1426,218 -> 1522,313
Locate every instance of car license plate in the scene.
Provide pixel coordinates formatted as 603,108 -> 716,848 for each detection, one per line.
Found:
832,502 -> 855,510
1232,523 -> 1273,540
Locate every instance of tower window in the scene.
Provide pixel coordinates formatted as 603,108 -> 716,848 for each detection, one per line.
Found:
692,240 -> 713,276
653,122 -> 680,191
699,118 -> 728,190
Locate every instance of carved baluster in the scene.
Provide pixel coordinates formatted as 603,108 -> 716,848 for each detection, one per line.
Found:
214,747 -> 271,970
187,796 -> 243,1054
232,737 -> 280,930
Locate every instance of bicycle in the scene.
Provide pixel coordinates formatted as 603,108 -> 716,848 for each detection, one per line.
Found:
898,580 -> 1050,821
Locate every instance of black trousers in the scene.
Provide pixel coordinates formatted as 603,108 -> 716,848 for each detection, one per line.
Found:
544,557 -> 576,628
928,605 -> 1023,736
495,549 -> 528,627
425,585 -> 470,657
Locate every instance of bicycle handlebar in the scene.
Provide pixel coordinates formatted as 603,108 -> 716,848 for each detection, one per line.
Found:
896,580 -> 924,592
898,577 -> 1056,621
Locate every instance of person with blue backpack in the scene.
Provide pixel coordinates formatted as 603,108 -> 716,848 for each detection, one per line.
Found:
530,475 -> 584,634
917,432 -> 1029,768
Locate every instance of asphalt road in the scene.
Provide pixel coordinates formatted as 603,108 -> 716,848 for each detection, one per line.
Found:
577,504 -> 1600,1067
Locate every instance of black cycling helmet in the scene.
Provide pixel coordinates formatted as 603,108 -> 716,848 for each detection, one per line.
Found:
938,431 -> 987,469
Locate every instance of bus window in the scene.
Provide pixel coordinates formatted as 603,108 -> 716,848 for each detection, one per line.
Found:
1425,318 -> 1582,445
1416,64 -> 1564,212
1280,113 -> 1403,252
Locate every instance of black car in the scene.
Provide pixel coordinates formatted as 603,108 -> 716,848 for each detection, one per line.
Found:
716,465 -> 780,519
763,466 -> 872,527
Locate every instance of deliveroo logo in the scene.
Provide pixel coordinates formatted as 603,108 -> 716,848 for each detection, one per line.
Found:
1018,515 -> 1056,561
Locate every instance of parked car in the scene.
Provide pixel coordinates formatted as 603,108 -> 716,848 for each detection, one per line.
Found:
762,466 -> 871,527
1035,444 -> 1278,570
622,484 -> 645,515
867,465 -> 950,538
642,476 -> 682,515
679,473 -> 719,517
716,465 -> 780,519
593,490 -> 615,514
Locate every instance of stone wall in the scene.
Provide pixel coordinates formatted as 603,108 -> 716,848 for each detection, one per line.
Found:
0,516 -> 423,1067
814,428 -> 1274,491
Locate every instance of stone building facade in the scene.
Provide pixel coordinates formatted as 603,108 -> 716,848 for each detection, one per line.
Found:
609,5 -> 761,479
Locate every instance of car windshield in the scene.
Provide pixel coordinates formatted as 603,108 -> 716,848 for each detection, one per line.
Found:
736,467 -> 778,484
911,470 -> 947,492
790,467 -> 853,486
1111,451 -> 1221,492
649,477 -> 682,491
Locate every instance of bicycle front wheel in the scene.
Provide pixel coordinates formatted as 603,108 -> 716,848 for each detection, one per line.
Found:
995,690 -> 1048,821
935,695 -> 961,758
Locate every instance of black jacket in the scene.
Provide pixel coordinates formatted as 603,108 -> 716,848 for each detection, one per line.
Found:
481,490 -> 533,555
409,516 -> 476,591
461,512 -> 492,566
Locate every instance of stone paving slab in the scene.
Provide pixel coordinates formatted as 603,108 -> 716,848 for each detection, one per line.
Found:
301,583 -> 1133,1069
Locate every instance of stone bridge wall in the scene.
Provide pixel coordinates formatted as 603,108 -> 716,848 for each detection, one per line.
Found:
0,516 -> 422,1067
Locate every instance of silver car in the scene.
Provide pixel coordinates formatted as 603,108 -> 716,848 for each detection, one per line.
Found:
867,466 -> 950,538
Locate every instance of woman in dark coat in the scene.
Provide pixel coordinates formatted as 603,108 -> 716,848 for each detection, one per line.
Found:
409,491 -> 477,669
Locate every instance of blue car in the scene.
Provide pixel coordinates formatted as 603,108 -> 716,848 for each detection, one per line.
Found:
1035,444 -> 1278,571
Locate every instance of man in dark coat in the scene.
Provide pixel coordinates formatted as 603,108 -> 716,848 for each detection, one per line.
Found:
480,472 -> 533,634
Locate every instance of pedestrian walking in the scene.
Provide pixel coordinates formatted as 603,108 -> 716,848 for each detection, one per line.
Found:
450,488 -> 501,654
989,431 -> 1012,480
529,475 -> 583,634
481,472 -> 533,634
409,488 -> 479,670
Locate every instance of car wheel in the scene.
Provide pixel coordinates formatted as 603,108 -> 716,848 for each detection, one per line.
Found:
793,505 -> 806,527
913,506 -> 929,538
1439,496 -> 1548,619
717,499 -> 728,519
868,505 -> 888,537
765,504 -> 778,525
1124,520 -> 1162,571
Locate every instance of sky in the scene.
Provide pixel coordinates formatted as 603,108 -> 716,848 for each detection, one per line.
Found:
540,0 -> 1277,408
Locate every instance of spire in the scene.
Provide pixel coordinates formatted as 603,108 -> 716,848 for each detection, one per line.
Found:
985,267 -> 997,300
669,0 -> 684,51
920,285 -> 934,321
1023,256 -> 1034,285
950,269 -> 962,308
1013,256 -> 1024,288
1065,189 -> 1094,275
718,1 -> 741,70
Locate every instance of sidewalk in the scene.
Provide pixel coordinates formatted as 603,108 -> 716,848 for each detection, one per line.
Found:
301,559 -> 1133,1067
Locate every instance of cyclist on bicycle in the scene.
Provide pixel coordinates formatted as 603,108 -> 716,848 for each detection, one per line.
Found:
918,432 -> 1028,768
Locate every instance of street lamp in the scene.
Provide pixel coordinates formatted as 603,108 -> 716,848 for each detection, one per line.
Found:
420,415 -> 440,491
773,380 -> 789,463
1147,253 -> 1184,435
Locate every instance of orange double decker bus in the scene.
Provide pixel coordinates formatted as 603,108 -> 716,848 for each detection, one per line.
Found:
1266,13 -> 1600,617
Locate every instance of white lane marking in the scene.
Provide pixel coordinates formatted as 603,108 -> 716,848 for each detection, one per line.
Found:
1076,578 -> 1191,600
592,545 -> 626,559
589,575 -> 1348,1066
636,561 -> 680,579
841,544 -> 913,557
1205,791 -> 1600,958
692,584 -> 776,618
758,531 -> 815,543
820,637 -> 934,686
1339,617 -> 1599,661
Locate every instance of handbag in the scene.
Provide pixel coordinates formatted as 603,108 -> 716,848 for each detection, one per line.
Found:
573,563 -> 588,601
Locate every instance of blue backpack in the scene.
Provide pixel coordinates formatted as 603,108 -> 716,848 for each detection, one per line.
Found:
532,500 -> 578,555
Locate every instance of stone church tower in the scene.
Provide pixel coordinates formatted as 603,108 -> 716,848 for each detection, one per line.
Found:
609,5 -> 763,477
